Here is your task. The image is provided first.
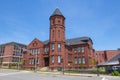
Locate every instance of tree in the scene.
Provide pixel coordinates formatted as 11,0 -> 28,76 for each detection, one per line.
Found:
91,58 -> 97,66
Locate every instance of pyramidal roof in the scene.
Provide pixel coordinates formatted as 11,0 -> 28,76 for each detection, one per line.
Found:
50,8 -> 65,18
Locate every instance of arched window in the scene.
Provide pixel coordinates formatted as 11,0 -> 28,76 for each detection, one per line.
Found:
52,30 -> 54,38
58,30 -> 60,38
57,20 -> 61,24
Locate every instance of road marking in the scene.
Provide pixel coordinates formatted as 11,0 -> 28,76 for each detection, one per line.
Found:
101,77 -> 108,80
0,72 -> 28,76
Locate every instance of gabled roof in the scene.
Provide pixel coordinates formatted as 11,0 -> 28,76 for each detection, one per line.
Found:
50,8 -> 65,19
28,38 -> 44,47
43,37 -> 92,45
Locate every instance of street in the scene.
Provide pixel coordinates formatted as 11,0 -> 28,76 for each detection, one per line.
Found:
0,70 -> 119,80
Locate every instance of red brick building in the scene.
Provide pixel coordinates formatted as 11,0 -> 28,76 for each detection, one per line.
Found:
23,8 -> 95,71
95,50 -> 120,64
0,42 -> 26,68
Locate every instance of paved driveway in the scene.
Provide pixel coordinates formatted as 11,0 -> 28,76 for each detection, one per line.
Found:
0,69 -> 119,80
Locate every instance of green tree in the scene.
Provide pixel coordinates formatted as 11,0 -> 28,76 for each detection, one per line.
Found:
91,58 -> 96,65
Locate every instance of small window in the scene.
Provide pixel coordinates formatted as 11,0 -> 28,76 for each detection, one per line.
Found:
78,58 -> 81,64
58,43 -> 61,51
51,20 -> 54,25
81,47 -> 84,53
74,48 -> 77,53
58,30 -> 60,38
75,58 -> 77,64
36,59 -> 39,64
58,56 -> 61,64
68,54 -> 72,60
52,56 -> 54,63
57,20 -> 61,24
44,48 -> 47,53
52,30 -> 54,38
33,43 -> 37,46
78,47 -> 80,53
37,48 -> 40,54
82,57 -> 85,64
52,44 -> 54,51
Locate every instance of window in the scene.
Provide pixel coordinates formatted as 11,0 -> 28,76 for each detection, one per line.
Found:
52,44 -> 54,51
81,47 -> 84,53
74,48 -> 77,53
44,48 -> 47,53
36,59 -> 39,64
51,20 -> 54,25
29,59 -> 31,64
37,48 -> 40,54
35,49 -> 37,54
78,58 -> 81,64
33,43 -> 37,46
31,59 -> 34,64
52,56 -> 54,63
57,20 -> 61,24
78,47 -> 80,53
52,30 -> 54,38
82,57 -> 85,64
68,54 -> 72,60
58,30 -> 60,38
33,49 -> 35,55
58,43 -> 61,51
58,56 -> 61,64
75,58 -> 77,64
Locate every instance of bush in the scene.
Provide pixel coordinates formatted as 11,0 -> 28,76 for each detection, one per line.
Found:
111,70 -> 120,76
98,68 -> 106,74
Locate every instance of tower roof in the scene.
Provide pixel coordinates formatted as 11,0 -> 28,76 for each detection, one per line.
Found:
50,8 -> 65,19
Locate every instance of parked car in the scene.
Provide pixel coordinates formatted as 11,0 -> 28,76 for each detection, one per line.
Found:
106,66 -> 120,73
112,66 -> 120,71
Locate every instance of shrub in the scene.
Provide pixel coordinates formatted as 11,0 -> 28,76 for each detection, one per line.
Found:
111,70 -> 120,76
98,67 -> 106,74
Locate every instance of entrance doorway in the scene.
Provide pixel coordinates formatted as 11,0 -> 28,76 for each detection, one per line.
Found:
44,58 -> 49,67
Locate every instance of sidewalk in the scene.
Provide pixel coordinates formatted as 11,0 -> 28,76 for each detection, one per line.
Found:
36,71 -> 119,78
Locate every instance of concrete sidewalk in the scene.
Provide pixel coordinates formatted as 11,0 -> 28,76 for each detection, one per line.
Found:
36,71 -> 119,78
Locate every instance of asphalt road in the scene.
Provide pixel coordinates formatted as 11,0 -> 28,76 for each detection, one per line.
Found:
0,70 -> 119,80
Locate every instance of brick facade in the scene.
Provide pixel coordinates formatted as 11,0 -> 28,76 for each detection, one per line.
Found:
95,50 -> 120,64
1,8 -> 119,70
23,8 -> 95,71
0,42 -> 26,68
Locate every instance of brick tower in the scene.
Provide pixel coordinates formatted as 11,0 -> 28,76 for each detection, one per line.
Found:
49,8 -> 65,71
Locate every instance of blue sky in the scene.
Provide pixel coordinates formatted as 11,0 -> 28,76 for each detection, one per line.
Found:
0,0 -> 120,50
